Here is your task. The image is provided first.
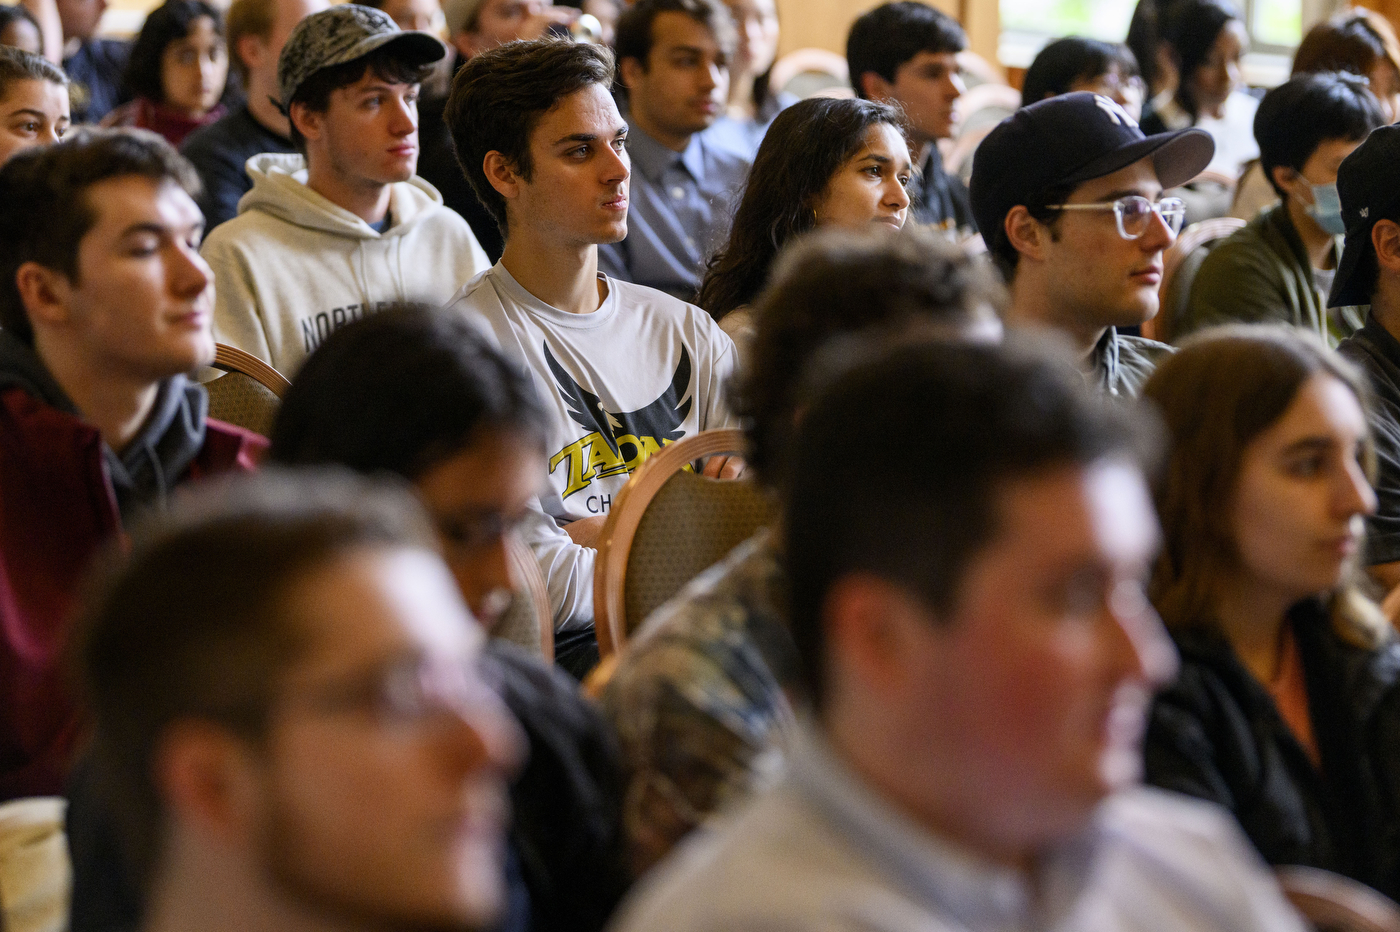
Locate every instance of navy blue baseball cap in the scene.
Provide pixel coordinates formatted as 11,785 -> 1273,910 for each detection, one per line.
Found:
1329,124 -> 1400,308
969,92 -> 1214,246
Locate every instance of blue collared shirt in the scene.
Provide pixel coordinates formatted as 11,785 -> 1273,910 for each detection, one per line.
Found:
598,116 -> 752,302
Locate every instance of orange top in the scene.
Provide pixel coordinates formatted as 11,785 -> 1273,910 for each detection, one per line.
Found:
1267,625 -> 1321,769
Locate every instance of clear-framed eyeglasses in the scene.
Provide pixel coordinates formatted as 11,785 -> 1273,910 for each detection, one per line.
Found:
1044,195 -> 1187,240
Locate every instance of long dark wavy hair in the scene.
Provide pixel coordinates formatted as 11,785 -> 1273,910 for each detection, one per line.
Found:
696,96 -> 907,321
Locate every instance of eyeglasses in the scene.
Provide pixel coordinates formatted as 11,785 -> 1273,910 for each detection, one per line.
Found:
280,655 -> 506,729
1044,195 -> 1187,240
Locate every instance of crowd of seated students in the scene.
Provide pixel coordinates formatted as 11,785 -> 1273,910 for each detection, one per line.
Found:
7,0 -> 1400,930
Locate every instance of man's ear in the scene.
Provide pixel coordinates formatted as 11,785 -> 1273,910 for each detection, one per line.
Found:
236,33 -> 265,73
153,719 -> 265,847
1269,164 -> 1303,201
823,573 -> 933,704
450,30 -> 477,60
618,55 -> 645,91
15,261 -> 72,331
482,150 -> 522,201
1004,205 -> 1048,263
1374,219 -> 1400,275
858,71 -> 894,102
288,101 -> 322,144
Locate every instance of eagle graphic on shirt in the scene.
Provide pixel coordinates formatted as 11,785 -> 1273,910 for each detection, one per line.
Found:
545,342 -> 693,500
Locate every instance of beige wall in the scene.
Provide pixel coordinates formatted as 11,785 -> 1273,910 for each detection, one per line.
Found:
776,0 -> 1000,74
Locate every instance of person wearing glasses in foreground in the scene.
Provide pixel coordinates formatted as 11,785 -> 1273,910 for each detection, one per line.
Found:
969,92 -> 1212,397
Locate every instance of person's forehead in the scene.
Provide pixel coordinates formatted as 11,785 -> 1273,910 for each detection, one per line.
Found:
0,78 -> 67,115
284,546 -> 482,679
83,176 -> 201,236
650,10 -> 719,50
532,83 -> 621,145
896,49 -> 958,76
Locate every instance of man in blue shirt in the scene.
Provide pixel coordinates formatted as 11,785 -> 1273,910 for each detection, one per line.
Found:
599,0 -> 750,302
57,0 -> 128,123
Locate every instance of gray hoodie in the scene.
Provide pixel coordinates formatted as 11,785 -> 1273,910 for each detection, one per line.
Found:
201,152 -> 490,377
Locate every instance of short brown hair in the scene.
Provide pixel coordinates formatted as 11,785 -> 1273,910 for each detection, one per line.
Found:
74,468 -> 439,889
286,44 -> 435,154
444,38 -> 614,238
0,128 -> 200,345
225,0 -> 277,86
1143,325 -> 1389,649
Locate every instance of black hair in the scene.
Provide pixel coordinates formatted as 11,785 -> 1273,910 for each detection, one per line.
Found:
784,340 -> 1151,709
123,0 -> 225,104
846,1 -> 965,97
444,38 -> 614,238
614,0 -> 735,73
76,468 -> 437,890
1020,36 -> 1139,107
1126,0 -> 1185,96
0,5 -> 42,54
1255,71 -> 1384,200
738,226 -> 1003,489
270,304 -> 549,479
0,127 -> 201,344
983,178 -> 1074,283
1161,0 -> 1240,121
0,43 -> 67,100
696,96 -> 906,320
287,43 -> 435,154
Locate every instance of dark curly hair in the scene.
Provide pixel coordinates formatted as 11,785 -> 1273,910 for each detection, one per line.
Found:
696,96 -> 906,321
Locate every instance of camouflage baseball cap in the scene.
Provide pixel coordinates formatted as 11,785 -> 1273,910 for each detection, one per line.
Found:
277,4 -> 446,109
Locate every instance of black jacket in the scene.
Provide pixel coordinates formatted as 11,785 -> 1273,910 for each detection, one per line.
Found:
1145,599 -> 1400,900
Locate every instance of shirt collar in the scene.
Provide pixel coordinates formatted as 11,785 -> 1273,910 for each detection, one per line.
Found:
625,116 -> 707,182
788,723 -> 1102,930
1089,328 -> 1121,395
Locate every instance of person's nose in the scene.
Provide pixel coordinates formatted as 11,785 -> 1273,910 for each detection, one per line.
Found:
1338,453 -> 1378,520
602,139 -> 629,185
388,92 -> 416,137
1107,580 -> 1179,690
41,123 -> 61,146
1140,203 -> 1175,252
948,69 -> 965,100
173,239 -> 213,299
885,174 -> 911,212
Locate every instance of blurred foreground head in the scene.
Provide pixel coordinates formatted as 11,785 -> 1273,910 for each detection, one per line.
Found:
76,468 -> 524,932
784,339 -> 1178,862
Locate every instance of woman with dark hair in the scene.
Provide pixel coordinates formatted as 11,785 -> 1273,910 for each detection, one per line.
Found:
0,5 -> 43,56
1142,325 -> 1400,901
697,96 -> 910,347
0,46 -> 67,165
101,0 -> 228,146
1295,9 -> 1400,121
1140,0 -> 1256,178
1021,36 -> 1144,119
269,304 -> 632,932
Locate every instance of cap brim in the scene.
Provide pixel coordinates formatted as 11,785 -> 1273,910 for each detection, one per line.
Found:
1061,127 -> 1216,191
1329,226 -> 1375,308
341,29 -> 447,69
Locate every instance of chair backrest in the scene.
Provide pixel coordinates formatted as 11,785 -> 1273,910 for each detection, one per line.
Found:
593,429 -> 773,658
0,796 -> 69,932
206,344 -> 292,438
770,47 -> 850,99
1144,216 -> 1246,343
1277,866 -> 1400,932
497,533 -> 554,662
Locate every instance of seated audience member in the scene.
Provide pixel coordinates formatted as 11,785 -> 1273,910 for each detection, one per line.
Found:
0,46 -> 68,164
1021,37 -> 1145,120
0,128 -> 263,800
1182,73 -> 1382,346
1142,325 -> 1400,901
846,1 -> 971,237
611,340 -> 1309,932
603,226 -> 1002,874
444,38 -> 739,668
416,0 -> 579,262
101,0 -> 229,148
1335,125 -> 1400,596
180,0 -> 328,232
597,0 -> 751,301
969,91 -> 1212,396
201,4 -> 488,378
365,0 -> 440,32
0,5 -> 44,55
59,0 -> 129,123
1295,9 -> 1400,123
696,96 -> 911,351
73,470 -> 524,932
1140,0 -> 1256,183
1126,0 -> 1182,107
707,0 -> 788,157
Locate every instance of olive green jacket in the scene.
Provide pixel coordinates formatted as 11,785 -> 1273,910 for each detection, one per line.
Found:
1182,203 -> 1364,347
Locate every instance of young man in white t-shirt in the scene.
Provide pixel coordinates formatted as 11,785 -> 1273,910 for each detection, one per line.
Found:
443,37 -> 738,669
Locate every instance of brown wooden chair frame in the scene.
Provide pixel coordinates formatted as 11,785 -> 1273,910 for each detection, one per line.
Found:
210,344 -> 292,398
506,532 -> 554,662
592,428 -> 747,658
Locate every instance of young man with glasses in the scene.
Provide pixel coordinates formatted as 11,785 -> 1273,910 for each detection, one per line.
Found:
969,92 -> 1214,396
73,470 -> 525,932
